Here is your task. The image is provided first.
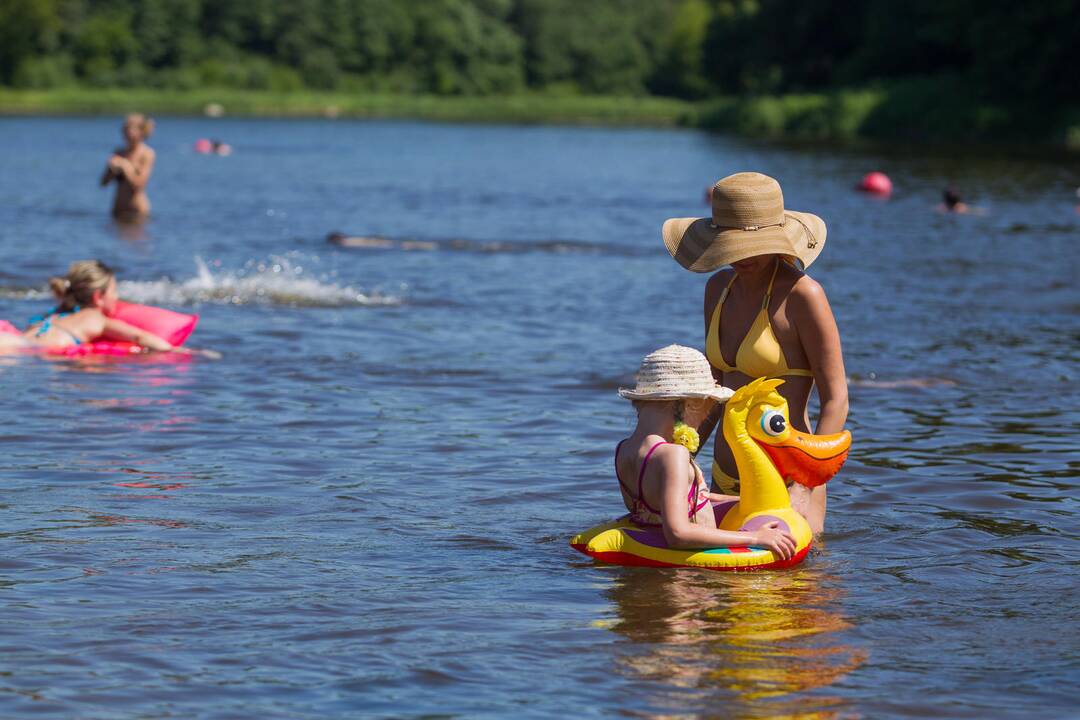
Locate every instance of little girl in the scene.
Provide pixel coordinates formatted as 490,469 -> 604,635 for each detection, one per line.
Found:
0,260 -> 183,352
616,345 -> 796,558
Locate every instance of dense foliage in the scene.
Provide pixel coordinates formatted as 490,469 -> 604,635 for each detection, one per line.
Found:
1,0 -> 1076,110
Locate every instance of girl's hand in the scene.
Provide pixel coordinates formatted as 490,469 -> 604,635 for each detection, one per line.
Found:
752,521 -> 797,560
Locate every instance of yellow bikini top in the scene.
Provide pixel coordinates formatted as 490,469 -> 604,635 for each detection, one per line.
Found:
706,261 -> 813,379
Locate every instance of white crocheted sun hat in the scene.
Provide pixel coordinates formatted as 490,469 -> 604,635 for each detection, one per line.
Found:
618,345 -> 733,401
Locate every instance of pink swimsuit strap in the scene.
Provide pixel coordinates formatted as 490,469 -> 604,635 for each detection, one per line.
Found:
613,440 -> 668,517
635,441 -> 668,515
616,439 -> 708,521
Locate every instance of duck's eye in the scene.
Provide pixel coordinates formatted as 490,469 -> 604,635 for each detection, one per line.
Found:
761,410 -> 786,437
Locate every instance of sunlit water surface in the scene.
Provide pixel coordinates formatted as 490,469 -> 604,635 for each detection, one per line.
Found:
1,117 -> 1078,718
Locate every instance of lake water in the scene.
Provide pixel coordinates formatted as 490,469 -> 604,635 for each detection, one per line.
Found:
1,117 -> 1077,718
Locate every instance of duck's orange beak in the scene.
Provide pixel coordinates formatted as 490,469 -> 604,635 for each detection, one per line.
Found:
757,429 -> 851,488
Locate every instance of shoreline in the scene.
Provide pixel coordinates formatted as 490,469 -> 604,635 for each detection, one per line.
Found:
1,88 -> 1075,149
0,89 -> 696,128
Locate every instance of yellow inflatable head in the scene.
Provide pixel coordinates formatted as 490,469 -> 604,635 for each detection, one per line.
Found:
725,378 -> 851,489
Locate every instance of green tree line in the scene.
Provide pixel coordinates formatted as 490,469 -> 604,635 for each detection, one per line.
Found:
1,0 -> 1076,108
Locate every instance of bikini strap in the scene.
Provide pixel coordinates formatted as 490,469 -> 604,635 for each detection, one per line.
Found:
718,272 -> 737,308
27,304 -> 81,327
636,441 -> 668,515
762,259 -> 781,310
709,273 -> 738,343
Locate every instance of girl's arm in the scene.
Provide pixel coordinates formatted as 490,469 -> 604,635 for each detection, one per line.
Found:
653,446 -> 796,558
102,317 -> 177,352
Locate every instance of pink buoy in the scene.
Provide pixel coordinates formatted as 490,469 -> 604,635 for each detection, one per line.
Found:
857,171 -> 892,196
194,138 -> 212,154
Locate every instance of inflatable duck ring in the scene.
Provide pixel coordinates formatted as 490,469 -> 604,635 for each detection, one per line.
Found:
571,377 -> 852,570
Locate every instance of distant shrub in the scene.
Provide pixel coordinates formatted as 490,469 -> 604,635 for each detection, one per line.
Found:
12,55 -> 75,89
269,66 -> 303,93
300,49 -> 341,90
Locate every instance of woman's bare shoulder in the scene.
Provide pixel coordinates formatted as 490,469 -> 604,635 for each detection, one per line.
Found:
787,273 -> 832,318
706,268 -> 736,290
704,268 -> 736,305
791,271 -> 824,295
64,308 -> 106,335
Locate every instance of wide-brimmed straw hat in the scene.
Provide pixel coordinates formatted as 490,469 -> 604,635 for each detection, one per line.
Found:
663,172 -> 827,273
619,345 -> 733,401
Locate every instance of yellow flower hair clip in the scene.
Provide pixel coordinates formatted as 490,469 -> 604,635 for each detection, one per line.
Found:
672,421 -> 700,454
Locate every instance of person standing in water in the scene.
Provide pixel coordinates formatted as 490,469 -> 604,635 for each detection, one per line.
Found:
663,172 -> 848,535
100,114 -> 156,221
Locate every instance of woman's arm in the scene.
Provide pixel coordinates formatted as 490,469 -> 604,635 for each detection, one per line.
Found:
703,270 -> 730,389
653,446 -> 795,557
790,277 -> 849,533
113,150 -> 155,191
792,278 -> 848,433
102,317 -> 176,352
100,159 -> 118,187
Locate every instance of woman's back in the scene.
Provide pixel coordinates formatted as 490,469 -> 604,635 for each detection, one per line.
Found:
24,307 -> 107,347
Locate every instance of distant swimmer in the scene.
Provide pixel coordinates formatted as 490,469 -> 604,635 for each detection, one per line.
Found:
327,232 -> 394,248
937,187 -> 984,215
849,374 -> 957,389
100,114 -> 156,222
0,260 -> 203,354
196,138 -> 232,156
327,232 -> 437,251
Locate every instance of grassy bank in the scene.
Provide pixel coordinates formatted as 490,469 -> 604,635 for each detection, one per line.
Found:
2,85 -> 1075,148
699,79 -> 1080,149
0,88 -> 696,127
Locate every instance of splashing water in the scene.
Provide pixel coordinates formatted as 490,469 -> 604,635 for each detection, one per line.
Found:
2,256 -> 404,309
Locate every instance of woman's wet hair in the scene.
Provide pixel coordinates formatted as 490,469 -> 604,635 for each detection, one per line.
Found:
49,260 -> 115,312
125,113 -> 155,139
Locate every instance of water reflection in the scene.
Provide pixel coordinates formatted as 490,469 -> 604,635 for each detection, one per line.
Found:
605,565 -> 866,718
112,217 -> 150,244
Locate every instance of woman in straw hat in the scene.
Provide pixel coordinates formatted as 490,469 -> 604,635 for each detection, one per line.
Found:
663,172 -> 848,534
615,345 -> 797,558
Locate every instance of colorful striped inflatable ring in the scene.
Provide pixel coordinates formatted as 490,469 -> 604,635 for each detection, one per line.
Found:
571,377 -> 851,571
571,504 -> 811,571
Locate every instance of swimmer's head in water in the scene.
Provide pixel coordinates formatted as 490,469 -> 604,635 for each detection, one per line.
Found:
123,113 -> 155,144
50,260 -> 117,313
943,188 -> 961,209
